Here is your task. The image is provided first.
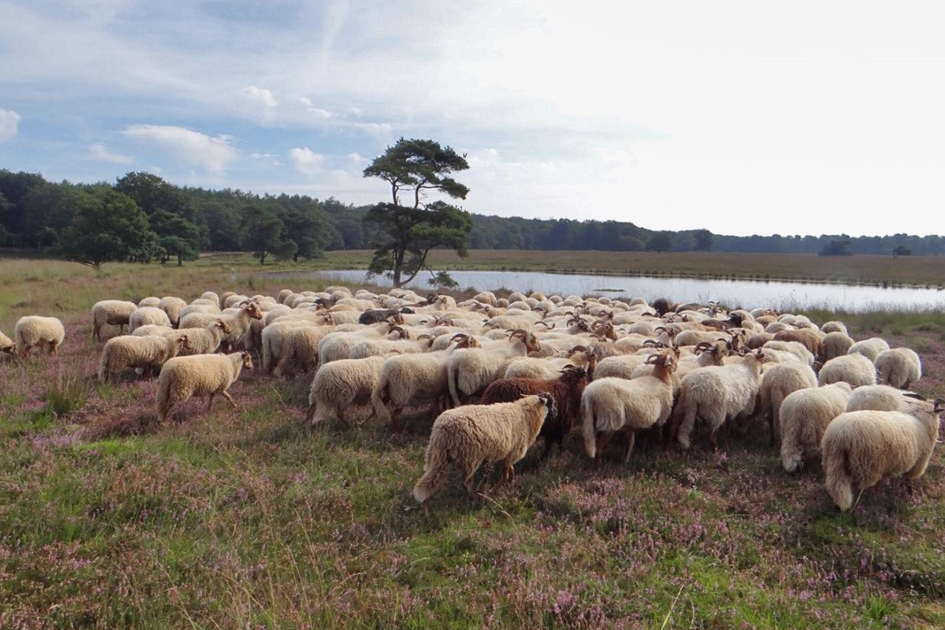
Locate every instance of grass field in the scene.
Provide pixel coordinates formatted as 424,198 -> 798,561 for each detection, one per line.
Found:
2,252 -> 945,629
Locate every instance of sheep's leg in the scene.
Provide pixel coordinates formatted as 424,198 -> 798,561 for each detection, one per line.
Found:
390,407 -> 404,432
220,390 -> 237,408
621,430 -> 636,464
206,394 -> 216,411
594,431 -> 614,467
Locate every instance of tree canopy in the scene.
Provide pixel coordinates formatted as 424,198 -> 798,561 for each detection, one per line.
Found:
362,138 -> 472,287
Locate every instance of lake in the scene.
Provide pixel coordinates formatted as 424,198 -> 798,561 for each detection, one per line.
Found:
269,269 -> 945,312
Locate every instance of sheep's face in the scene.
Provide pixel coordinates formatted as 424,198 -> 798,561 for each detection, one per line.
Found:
241,352 -> 254,370
538,393 -> 556,420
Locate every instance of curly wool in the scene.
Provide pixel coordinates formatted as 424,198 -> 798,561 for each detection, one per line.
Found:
156,351 -> 253,423
14,315 -> 65,358
779,382 -> 853,473
412,394 -> 552,504
821,398 -> 943,511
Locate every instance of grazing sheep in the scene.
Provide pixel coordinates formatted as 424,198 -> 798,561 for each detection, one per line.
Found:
158,296 -> 188,327
847,337 -> 890,363
412,394 -> 555,505
822,331 -> 855,361
91,300 -> 138,340
306,355 -> 389,426
582,352 -> 677,465
482,364 -> 590,460
875,347 -> 922,390
757,362 -> 818,445
846,384 -> 923,413
779,382 -> 853,473
98,332 -> 190,381
131,324 -> 174,337
14,316 -> 65,358
817,353 -> 877,388
0,329 -> 14,355
821,397 -> 945,511
128,306 -> 172,333
671,349 -> 765,450
156,351 -> 254,423
177,319 -> 232,356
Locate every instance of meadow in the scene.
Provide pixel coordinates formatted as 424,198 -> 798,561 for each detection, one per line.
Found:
2,252 -> 945,629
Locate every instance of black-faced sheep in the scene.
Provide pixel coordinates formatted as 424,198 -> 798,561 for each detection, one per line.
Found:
821,397 -> 945,511
481,364 -> 589,460
412,394 -> 555,505
156,351 -> 254,423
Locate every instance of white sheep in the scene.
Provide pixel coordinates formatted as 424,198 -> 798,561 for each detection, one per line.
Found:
412,393 -> 555,504
14,315 -> 66,359
91,300 -> 138,340
671,349 -> 765,450
756,361 -> 818,445
874,347 -> 922,390
98,332 -> 190,381
128,306 -> 172,333
817,353 -> 877,388
581,352 -> 676,465
821,397 -> 945,511
156,351 -> 254,423
158,296 -> 188,327
447,329 -> 542,406
306,355 -> 389,426
847,337 -> 890,363
846,384 -> 923,413
778,382 -> 853,473
177,319 -> 232,356
131,324 -> 174,337
822,331 -> 855,361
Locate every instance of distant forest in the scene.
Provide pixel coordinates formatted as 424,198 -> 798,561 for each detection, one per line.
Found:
1,169 -> 942,262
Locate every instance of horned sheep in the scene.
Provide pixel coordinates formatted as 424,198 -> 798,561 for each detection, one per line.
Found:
156,351 -> 254,423
412,394 -> 555,505
821,397 -> 945,511
582,352 -> 677,465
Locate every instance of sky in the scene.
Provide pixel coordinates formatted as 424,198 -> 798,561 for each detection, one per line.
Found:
1,1 -> 944,238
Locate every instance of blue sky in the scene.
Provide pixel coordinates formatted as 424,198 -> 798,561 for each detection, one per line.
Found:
2,0 -> 944,237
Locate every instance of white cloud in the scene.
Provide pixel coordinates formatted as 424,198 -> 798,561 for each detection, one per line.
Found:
87,142 -> 133,164
289,147 -> 326,175
121,124 -> 238,173
0,109 -> 20,142
242,86 -> 278,108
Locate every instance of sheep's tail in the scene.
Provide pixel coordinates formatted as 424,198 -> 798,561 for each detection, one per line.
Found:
412,427 -> 450,504
581,396 -> 597,459
371,375 -> 392,424
156,375 -> 172,423
780,436 -> 803,473
447,363 -> 462,408
823,441 -> 854,511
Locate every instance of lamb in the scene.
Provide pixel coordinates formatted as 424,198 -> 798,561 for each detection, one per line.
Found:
91,300 -> 138,340
412,394 -> 556,505
817,353 -> 877,388
14,315 -> 66,358
821,397 -> 945,511
447,329 -> 542,406
581,352 -> 677,465
756,361 -> 818,445
481,364 -> 590,460
874,347 -> 922,390
670,349 -> 765,450
306,355 -> 390,426
98,332 -> 190,381
156,351 -> 254,423
778,382 -> 853,472
128,306 -> 172,333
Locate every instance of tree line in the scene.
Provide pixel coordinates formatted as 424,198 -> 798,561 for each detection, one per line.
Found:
2,165 -> 943,270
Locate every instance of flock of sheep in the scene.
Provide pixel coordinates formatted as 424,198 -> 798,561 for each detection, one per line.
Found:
2,284 -> 941,513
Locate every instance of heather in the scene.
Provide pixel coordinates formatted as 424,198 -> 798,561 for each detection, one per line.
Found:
1,256 -> 945,628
